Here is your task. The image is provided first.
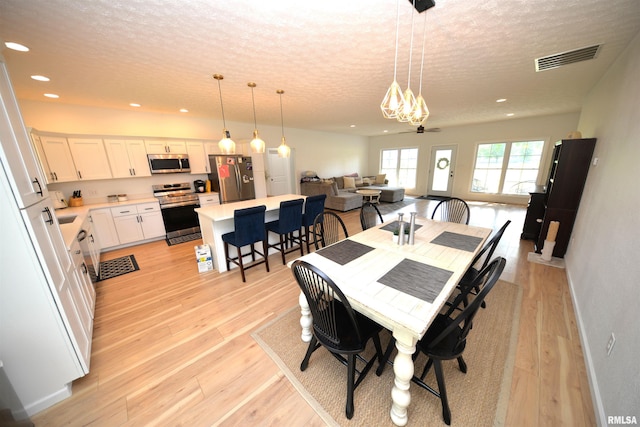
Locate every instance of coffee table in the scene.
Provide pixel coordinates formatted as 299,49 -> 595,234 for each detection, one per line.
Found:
356,189 -> 382,204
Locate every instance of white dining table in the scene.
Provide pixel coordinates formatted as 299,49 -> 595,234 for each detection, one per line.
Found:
291,216 -> 491,426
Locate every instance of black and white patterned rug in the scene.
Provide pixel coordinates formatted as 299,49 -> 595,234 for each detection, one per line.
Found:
166,232 -> 202,246
97,255 -> 139,281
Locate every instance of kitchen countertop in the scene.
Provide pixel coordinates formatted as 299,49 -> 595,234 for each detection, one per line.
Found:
54,197 -> 158,249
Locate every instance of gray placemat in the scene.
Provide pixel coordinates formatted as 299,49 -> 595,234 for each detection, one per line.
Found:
377,258 -> 453,303
316,239 -> 375,265
430,231 -> 483,252
380,220 -> 423,233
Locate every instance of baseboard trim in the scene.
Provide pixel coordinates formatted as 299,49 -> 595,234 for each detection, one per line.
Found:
22,383 -> 72,417
565,255 -> 606,427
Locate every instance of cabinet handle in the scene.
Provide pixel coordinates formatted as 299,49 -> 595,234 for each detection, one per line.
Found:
75,249 -> 81,255
43,207 -> 54,225
132,168 -> 136,176
90,234 -> 95,243
81,263 -> 88,274
78,170 -> 83,179
32,177 -> 44,196
120,210 -> 131,214
136,215 -> 141,223
536,219 -> 543,223
53,172 -> 58,181
139,215 -> 143,222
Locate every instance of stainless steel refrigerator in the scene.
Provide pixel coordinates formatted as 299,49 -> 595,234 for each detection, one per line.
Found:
208,155 -> 256,203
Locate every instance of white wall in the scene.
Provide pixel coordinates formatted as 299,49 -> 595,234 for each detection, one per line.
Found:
567,32 -> 640,424
368,113 -> 580,203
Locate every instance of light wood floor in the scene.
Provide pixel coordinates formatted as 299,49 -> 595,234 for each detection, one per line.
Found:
31,199 -> 596,426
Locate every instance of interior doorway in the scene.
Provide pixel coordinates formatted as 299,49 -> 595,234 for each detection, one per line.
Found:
266,148 -> 294,196
427,145 -> 457,198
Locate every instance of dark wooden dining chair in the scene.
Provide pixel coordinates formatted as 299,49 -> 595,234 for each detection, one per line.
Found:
431,197 -> 470,224
360,201 -> 384,231
292,260 -> 385,419
457,220 -> 511,309
301,194 -> 326,253
266,198 -> 305,265
221,205 -> 270,282
377,257 -> 506,425
312,211 -> 349,250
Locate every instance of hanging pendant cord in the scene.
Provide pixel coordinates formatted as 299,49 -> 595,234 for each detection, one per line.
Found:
392,0 -> 400,80
216,78 -> 227,127
407,0 -> 416,86
418,10 -> 427,94
250,86 -> 258,129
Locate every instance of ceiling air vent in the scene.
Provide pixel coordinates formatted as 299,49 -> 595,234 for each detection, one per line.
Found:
535,44 -> 601,72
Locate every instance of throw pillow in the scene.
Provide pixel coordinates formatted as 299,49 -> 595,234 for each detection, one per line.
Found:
355,177 -> 363,186
376,173 -> 386,184
343,176 -> 356,189
334,176 -> 344,189
331,182 -> 339,196
344,172 -> 359,178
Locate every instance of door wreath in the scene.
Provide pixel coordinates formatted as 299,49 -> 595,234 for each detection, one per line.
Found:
436,157 -> 450,170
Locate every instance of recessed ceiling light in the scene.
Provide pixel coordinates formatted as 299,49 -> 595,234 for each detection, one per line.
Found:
5,42 -> 29,52
31,75 -> 50,82
44,93 -> 59,99
130,103 -> 141,107
496,98 -> 507,103
506,113 -> 514,117
179,108 -> 189,113
350,124 -> 356,128
383,130 -> 389,133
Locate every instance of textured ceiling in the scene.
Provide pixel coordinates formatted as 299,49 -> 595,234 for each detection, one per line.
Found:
1,0 -> 640,137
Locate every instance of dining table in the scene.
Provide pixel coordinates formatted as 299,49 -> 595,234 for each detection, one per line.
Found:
291,215 -> 492,426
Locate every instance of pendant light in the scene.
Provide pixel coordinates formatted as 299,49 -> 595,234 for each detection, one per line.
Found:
396,1 -> 417,123
409,10 -> 430,126
213,74 -> 235,154
380,0 -> 403,119
276,89 -> 290,158
247,82 -> 265,153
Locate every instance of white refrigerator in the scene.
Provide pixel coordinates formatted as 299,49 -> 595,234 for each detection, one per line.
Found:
0,54 -> 90,418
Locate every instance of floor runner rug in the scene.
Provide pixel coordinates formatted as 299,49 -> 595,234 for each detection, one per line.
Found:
253,280 -> 522,427
97,254 -> 139,281
166,232 -> 202,246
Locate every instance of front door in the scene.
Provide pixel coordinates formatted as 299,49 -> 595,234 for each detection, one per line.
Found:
427,145 -> 457,198
266,148 -> 292,196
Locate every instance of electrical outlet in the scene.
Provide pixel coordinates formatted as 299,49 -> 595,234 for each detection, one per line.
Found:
606,332 -> 616,356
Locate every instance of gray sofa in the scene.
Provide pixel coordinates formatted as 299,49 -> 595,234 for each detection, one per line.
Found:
300,182 -> 363,211
300,180 -> 405,211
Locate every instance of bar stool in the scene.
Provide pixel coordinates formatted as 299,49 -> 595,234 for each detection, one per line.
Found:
301,194 -> 326,253
221,205 -> 270,282
266,198 -> 305,264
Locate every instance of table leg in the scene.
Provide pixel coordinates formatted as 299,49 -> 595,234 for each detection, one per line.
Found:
299,291 -> 312,342
390,335 -> 416,426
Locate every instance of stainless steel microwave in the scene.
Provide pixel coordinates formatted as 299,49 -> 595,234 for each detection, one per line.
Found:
148,154 -> 191,174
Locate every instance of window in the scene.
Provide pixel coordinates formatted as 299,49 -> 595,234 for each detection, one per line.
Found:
471,140 -> 545,195
380,148 -> 418,188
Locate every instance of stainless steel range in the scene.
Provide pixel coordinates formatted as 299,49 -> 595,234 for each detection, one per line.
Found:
152,183 -> 200,239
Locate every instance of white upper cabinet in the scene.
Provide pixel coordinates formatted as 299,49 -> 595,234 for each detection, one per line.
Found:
67,138 -> 113,180
104,139 -> 151,178
144,139 -> 187,154
39,135 -> 78,183
0,58 -> 49,207
186,141 -> 207,174
203,141 -> 220,173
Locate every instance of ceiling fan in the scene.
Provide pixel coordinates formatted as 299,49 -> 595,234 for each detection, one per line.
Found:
397,125 -> 442,134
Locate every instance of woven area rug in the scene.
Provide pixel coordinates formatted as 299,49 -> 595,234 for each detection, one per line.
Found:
166,232 -> 202,246
253,280 -> 521,427
97,254 -> 139,281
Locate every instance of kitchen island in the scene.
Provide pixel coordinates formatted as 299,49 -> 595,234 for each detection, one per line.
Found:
196,194 -> 306,272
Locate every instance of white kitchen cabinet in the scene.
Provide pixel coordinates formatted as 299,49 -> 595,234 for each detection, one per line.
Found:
69,237 -> 95,319
0,61 -> 49,208
39,135 -> 78,183
111,202 -> 165,245
67,138 -> 112,180
197,192 -> 220,207
144,139 -> 187,154
186,141 -> 208,174
103,138 -> 151,178
90,207 -> 120,249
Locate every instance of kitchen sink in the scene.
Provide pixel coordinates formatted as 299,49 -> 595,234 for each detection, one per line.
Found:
57,215 -> 77,224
